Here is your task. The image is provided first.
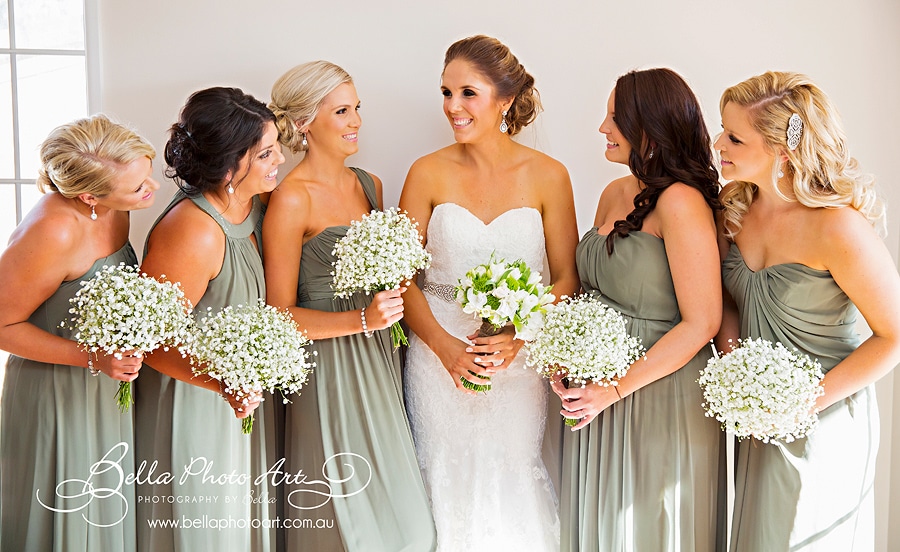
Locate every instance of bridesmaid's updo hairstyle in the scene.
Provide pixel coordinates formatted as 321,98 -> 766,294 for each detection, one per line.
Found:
606,68 -> 721,254
719,71 -> 883,238
165,87 -> 275,195
444,35 -> 541,136
37,114 -> 155,197
269,61 -> 352,153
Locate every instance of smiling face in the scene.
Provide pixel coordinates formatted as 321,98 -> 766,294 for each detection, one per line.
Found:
303,82 -> 361,157
95,156 -> 159,211
598,89 -> 632,165
232,121 -> 285,195
441,59 -> 509,143
714,101 -> 778,184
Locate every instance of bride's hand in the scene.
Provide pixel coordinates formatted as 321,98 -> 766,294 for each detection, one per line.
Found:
465,325 -> 523,370
435,335 -> 497,395
551,379 -> 620,430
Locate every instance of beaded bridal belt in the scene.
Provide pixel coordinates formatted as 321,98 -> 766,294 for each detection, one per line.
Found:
421,282 -> 456,303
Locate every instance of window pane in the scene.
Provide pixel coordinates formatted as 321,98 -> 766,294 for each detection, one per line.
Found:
16,54 -> 86,179
0,0 -> 9,49
13,0 -> 84,50
20,180 -> 42,219
0,184 -> 16,248
0,55 -> 12,178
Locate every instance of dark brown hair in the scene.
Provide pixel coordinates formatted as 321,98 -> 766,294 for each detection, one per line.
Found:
606,68 -> 721,253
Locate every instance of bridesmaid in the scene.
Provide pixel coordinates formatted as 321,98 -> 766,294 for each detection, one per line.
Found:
136,87 -> 285,551
265,61 -> 436,551
714,71 -> 900,551
551,68 -> 725,551
0,115 -> 157,550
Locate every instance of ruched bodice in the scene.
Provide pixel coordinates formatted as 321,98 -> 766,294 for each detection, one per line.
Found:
577,229 -> 677,327
723,243 -> 859,372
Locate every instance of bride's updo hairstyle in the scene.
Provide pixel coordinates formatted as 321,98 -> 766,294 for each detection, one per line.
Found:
606,68 -> 721,254
37,114 -> 155,197
719,71 -> 884,238
444,35 -> 541,136
164,87 -> 275,195
269,61 -> 352,153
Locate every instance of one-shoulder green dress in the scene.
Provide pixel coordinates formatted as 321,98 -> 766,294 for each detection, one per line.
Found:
1,243 -> 138,552
283,168 -> 436,551
135,191 -> 278,552
723,243 -> 877,551
559,229 -> 725,552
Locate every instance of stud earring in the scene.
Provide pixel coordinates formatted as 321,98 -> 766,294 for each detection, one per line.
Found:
301,133 -> 308,148
90,204 -> 97,221
499,111 -> 509,134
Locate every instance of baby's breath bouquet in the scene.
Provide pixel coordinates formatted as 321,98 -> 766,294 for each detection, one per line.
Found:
526,294 -> 644,426
65,262 -> 193,412
699,337 -> 824,443
187,300 -> 315,434
454,253 -> 555,392
331,208 -> 431,348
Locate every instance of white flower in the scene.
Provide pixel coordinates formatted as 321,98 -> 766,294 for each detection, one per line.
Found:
455,252 -> 555,341
64,263 -> 195,412
698,337 -> 824,443
330,208 -> 430,349
525,294 -> 644,387
331,208 -> 431,298
186,300 -> 316,424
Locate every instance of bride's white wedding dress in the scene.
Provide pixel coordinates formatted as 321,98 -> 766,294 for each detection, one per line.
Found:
404,202 -> 559,552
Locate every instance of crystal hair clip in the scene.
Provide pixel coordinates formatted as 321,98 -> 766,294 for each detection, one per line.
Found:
786,113 -> 803,151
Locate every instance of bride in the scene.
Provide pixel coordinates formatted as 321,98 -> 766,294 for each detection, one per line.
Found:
399,35 -> 579,551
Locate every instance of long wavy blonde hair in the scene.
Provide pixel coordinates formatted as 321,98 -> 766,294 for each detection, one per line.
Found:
719,71 -> 883,238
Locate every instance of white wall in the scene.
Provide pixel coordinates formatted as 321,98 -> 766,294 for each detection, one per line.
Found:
97,0 -> 900,548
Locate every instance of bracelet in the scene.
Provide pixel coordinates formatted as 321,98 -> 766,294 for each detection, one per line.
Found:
88,351 -> 100,376
360,308 -> 373,338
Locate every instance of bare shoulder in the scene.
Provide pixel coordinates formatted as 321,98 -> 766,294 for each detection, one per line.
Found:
656,181 -> 710,209
815,206 -> 878,257
147,197 -> 223,254
268,170 -> 314,214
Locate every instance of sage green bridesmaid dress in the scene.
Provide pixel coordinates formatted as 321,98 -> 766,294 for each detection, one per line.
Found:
283,168 -> 436,551
559,229 -> 726,552
1,243 -> 138,552
135,191 -> 279,552
723,243 -> 877,551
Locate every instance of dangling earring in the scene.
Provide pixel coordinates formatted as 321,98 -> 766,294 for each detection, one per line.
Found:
648,149 -> 655,160
301,133 -> 308,148
778,169 -> 784,178
499,111 -> 509,134
227,182 -> 235,194
90,204 -> 97,221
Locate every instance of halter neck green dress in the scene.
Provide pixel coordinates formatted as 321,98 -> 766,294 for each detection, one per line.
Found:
135,190 -> 279,552
723,243 -> 877,551
283,168 -> 435,551
1,242 -> 138,552
559,229 -> 726,552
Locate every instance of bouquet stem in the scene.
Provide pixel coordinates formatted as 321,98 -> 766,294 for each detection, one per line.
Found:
390,322 -> 408,349
115,381 -> 133,413
460,319 -> 504,393
242,414 -> 254,434
561,377 -> 579,427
